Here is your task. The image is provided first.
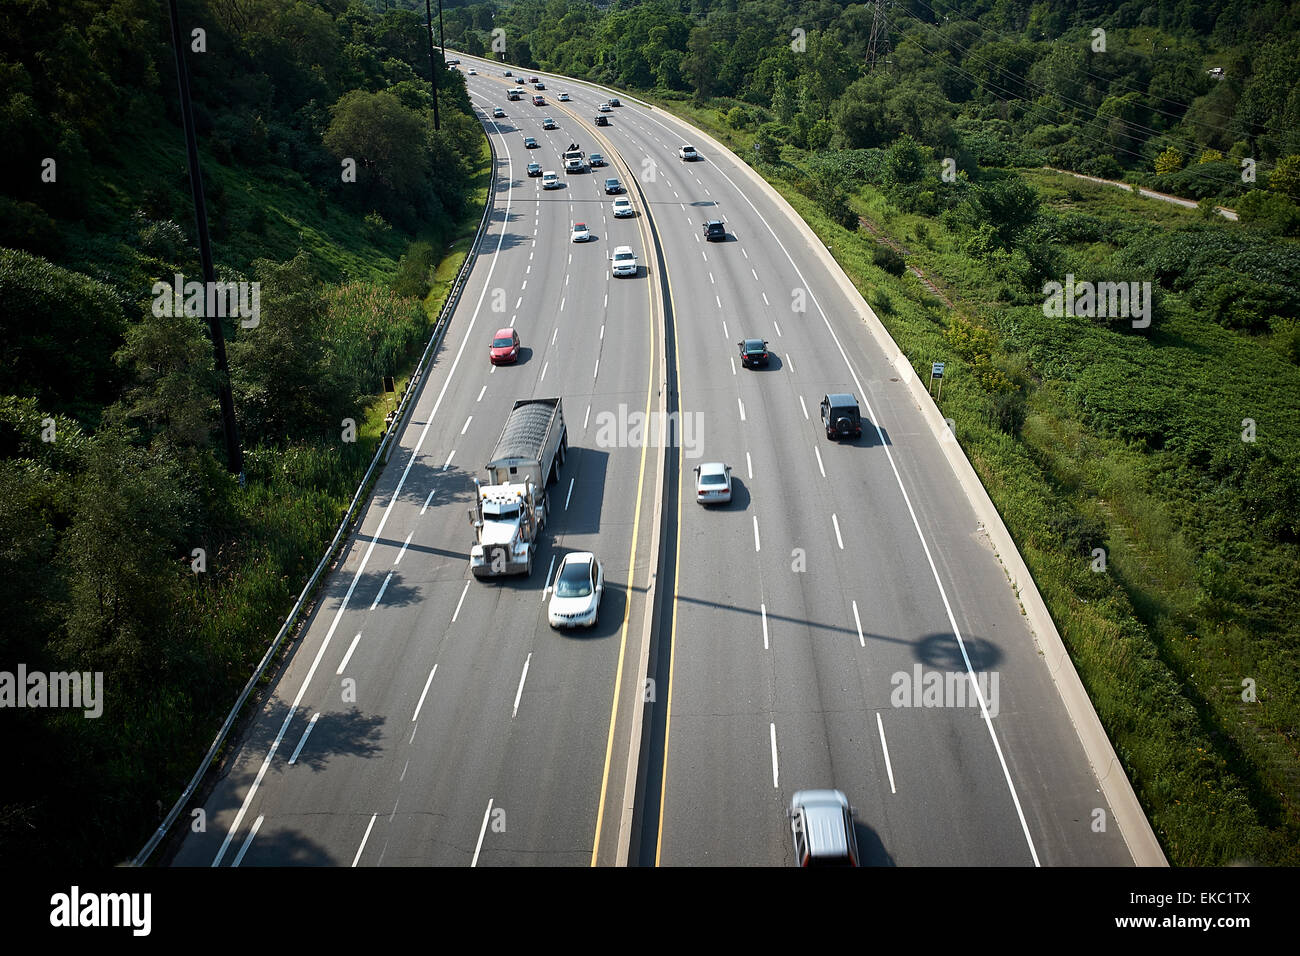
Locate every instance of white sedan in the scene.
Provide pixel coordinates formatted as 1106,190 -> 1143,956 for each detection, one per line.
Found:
612,197 -> 634,218
548,552 -> 604,628
571,221 -> 591,242
694,462 -> 732,504
558,92 -> 570,101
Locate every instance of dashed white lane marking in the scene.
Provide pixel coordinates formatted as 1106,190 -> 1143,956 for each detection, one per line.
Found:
461,416 -> 472,435
288,714 -> 320,764
394,530 -> 413,564
471,799 -> 494,867
443,449 -> 455,470
370,572 -> 393,610
231,815 -> 263,867
761,604 -> 769,650
832,514 -> 844,550
798,396 -> 809,420
512,653 -> 532,718
769,723 -> 779,788
421,489 -> 434,514
876,713 -> 897,793
852,600 -> 865,647
337,633 -> 362,674
738,397 -> 746,422
752,515 -> 760,552
451,581 -> 470,622
746,452 -> 753,479
814,446 -> 826,478
352,813 -> 377,867
411,665 -> 438,722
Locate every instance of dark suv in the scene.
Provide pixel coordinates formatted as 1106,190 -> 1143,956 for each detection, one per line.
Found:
703,220 -> 726,241
820,393 -> 862,440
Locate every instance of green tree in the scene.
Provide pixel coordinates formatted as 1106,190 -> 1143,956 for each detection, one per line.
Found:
1268,155 -> 1300,201
1155,146 -> 1184,175
323,89 -> 431,218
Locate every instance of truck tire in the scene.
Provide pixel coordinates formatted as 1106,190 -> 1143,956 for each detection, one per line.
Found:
526,552 -> 533,577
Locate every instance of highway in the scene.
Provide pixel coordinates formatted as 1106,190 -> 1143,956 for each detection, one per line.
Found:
170,55 -> 1141,867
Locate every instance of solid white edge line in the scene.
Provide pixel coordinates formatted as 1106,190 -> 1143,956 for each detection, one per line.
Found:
471,799 -> 494,867
231,815 -> 263,868
352,813 -> 377,867
876,713 -> 897,794
287,713 -> 320,765
411,665 -> 438,722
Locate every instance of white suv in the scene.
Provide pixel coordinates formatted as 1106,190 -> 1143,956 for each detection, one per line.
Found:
542,171 -> 560,189
678,144 -> 699,161
610,246 -> 638,277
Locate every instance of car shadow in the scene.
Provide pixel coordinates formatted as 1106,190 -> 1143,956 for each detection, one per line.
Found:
854,822 -> 896,866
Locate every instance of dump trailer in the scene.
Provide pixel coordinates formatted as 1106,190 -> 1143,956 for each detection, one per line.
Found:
485,398 -> 567,488
467,398 -> 568,578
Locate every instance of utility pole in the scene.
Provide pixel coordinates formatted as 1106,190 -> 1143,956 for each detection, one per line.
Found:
425,0 -> 441,130
166,0 -> 243,481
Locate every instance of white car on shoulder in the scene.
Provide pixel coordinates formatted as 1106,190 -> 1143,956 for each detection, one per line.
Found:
548,552 -> 604,628
612,196 -> 634,218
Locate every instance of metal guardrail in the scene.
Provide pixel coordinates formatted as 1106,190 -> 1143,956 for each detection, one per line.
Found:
132,121 -> 501,867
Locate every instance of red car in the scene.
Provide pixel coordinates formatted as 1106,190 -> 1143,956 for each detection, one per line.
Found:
489,327 -> 520,364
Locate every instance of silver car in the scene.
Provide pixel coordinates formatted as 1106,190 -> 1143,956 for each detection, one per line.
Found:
693,462 -> 732,504
789,789 -> 859,867
548,552 -> 604,628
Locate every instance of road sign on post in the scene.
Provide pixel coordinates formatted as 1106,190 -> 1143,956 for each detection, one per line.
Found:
930,362 -> 945,400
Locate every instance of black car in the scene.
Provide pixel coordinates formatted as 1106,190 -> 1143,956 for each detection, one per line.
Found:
526,162 -> 542,177
703,220 -> 726,241
738,338 -> 769,368
589,153 -> 607,167
594,115 -> 609,126
608,97 -> 621,107
820,393 -> 863,440
604,178 -> 623,194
